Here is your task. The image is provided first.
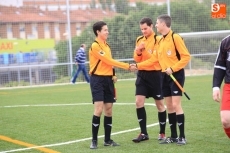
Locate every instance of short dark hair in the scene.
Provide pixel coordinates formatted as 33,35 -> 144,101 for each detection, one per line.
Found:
80,44 -> 85,48
139,17 -> 153,26
157,14 -> 171,28
93,21 -> 107,36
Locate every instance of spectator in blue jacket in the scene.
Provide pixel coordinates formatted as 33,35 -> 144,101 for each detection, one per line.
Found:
71,44 -> 90,84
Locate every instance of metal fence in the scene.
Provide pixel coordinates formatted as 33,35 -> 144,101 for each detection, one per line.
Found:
0,52 -> 220,88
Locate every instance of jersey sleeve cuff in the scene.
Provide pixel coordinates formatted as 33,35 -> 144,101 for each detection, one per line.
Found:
213,87 -> 220,91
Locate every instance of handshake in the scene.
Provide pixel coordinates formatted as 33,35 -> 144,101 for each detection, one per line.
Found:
129,63 -> 138,71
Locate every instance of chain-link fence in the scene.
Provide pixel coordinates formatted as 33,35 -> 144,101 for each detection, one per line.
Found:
0,0 -> 229,88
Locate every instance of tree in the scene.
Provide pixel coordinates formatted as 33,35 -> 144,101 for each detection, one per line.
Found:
54,0 -> 230,76
106,0 -> 112,11
90,0 -> 96,9
114,0 -> 129,14
97,0 -> 130,14
215,0 -> 230,5
53,41 -> 69,77
99,0 -> 106,10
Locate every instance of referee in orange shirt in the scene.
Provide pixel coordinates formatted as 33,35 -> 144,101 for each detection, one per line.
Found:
88,21 -> 135,149
137,14 -> 191,145
132,17 -> 166,143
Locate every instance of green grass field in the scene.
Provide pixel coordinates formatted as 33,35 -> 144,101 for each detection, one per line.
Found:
0,75 -> 229,153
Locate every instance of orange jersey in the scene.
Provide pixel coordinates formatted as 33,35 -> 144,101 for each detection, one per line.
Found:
133,33 -> 161,71
137,30 -> 191,72
157,30 -> 191,72
89,38 -> 129,76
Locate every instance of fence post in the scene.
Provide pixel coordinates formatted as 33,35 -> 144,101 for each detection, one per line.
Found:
29,66 -> 32,86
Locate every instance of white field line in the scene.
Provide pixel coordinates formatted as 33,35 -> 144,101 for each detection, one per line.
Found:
0,103 -> 156,108
0,79 -> 136,90
0,103 -> 92,108
0,103 -> 166,153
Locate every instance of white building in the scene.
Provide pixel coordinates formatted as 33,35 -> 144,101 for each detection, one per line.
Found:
0,0 -> 23,7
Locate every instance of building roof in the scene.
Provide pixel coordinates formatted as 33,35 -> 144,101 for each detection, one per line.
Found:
0,6 -> 117,23
23,0 -> 166,5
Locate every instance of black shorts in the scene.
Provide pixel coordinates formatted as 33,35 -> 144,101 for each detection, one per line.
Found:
90,75 -> 116,103
135,70 -> 163,100
162,69 -> 185,97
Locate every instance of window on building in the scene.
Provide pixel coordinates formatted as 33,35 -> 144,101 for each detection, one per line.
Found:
44,23 -> 50,39
76,23 -> 81,36
32,24 -> 38,39
54,24 -> 59,33
19,24 -> 26,39
65,23 -> 68,33
64,24 -> 69,39
54,23 -> 60,40
6,24 -> 13,39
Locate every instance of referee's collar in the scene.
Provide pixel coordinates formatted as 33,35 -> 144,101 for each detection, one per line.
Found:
95,38 -> 107,45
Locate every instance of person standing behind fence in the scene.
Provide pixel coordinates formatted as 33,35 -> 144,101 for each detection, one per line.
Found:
212,35 -> 230,139
71,44 -> 90,84
132,17 -> 166,143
